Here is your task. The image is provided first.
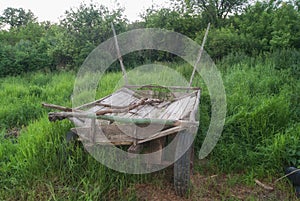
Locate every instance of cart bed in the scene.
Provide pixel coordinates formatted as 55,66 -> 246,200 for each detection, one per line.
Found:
47,86 -> 200,145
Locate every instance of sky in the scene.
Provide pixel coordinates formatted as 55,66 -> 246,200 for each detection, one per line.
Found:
0,0 -> 171,23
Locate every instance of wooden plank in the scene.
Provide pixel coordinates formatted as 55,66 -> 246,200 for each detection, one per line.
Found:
159,97 -> 190,119
180,96 -> 196,120
69,117 -> 85,127
192,90 -> 200,112
125,85 -> 200,91
113,96 -> 161,118
143,138 -> 164,164
81,137 -> 133,145
75,93 -> 113,110
96,98 -> 148,116
138,126 -> 183,144
118,103 -> 146,118
75,125 -> 134,145
87,105 -> 105,113
157,100 -> 180,119
189,90 -> 200,122
167,96 -> 191,120
112,99 -> 144,118
101,90 -> 133,106
96,91 -> 139,118
172,90 -> 197,101
134,104 -> 156,118
90,118 -> 96,143
74,88 -> 132,110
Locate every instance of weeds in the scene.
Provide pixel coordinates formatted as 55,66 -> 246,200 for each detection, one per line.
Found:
0,52 -> 299,199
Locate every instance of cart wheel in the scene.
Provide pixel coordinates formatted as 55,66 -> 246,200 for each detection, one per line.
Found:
66,131 -> 79,143
64,131 -> 80,157
174,130 -> 193,197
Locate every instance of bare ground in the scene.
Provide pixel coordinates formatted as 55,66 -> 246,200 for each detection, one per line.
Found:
131,167 -> 298,201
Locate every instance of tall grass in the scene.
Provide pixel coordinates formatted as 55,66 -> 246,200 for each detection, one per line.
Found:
0,71 -> 148,200
0,51 -> 299,199
207,54 -> 299,174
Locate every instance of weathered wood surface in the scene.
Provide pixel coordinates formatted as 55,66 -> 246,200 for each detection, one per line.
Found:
137,126 -> 183,144
49,111 -> 181,126
46,86 -> 200,145
74,125 -> 134,145
125,85 -> 200,91
42,103 -> 82,112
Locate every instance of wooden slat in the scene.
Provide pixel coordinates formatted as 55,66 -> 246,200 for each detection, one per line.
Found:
125,85 -> 200,91
75,93 -> 113,110
138,126 -> 183,144
159,97 -> 190,119
117,104 -> 145,118
112,97 -> 141,117
157,100 -> 180,119
87,105 -> 105,113
168,96 -> 191,120
189,90 -> 200,122
134,104 -> 156,118
101,90 -> 133,106
178,96 -> 196,120
75,88 -> 126,110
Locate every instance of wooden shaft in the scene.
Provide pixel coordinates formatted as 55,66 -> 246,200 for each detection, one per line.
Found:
49,111 -> 181,126
111,23 -> 128,85
42,103 -> 82,112
189,23 -> 210,88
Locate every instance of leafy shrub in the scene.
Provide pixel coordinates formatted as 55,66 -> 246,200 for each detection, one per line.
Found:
196,27 -> 249,60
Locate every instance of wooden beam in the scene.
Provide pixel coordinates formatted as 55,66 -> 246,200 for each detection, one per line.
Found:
125,85 -> 200,91
42,103 -> 82,112
48,112 -> 183,126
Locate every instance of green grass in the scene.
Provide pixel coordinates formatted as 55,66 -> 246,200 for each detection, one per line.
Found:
0,53 -> 299,199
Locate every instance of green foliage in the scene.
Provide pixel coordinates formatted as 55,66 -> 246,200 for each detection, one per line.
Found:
143,7 -> 203,39
0,7 -> 37,29
171,0 -> 248,27
0,22 -> 54,76
206,54 -> 299,173
0,1 -> 299,199
257,124 -> 300,170
0,3 -> 127,77
1,1 -> 300,76
0,52 -> 299,198
196,26 -> 249,59
0,71 -> 148,200
60,2 -> 127,67
0,72 -> 75,130
231,1 -> 300,54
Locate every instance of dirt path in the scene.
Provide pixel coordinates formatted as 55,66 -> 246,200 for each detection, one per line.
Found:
133,170 -> 297,201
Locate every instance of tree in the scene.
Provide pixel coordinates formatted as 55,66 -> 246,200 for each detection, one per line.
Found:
0,7 -> 37,28
172,0 -> 248,27
60,2 -> 127,67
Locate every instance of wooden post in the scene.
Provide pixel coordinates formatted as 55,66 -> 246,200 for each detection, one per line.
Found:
91,118 -> 96,143
111,23 -> 128,85
188,23 -> 210,88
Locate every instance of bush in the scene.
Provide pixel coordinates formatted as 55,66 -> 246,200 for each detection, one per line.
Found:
196,27 -> 249,60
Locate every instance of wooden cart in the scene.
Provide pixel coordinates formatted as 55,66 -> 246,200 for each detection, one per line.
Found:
43,24 -> 210,196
